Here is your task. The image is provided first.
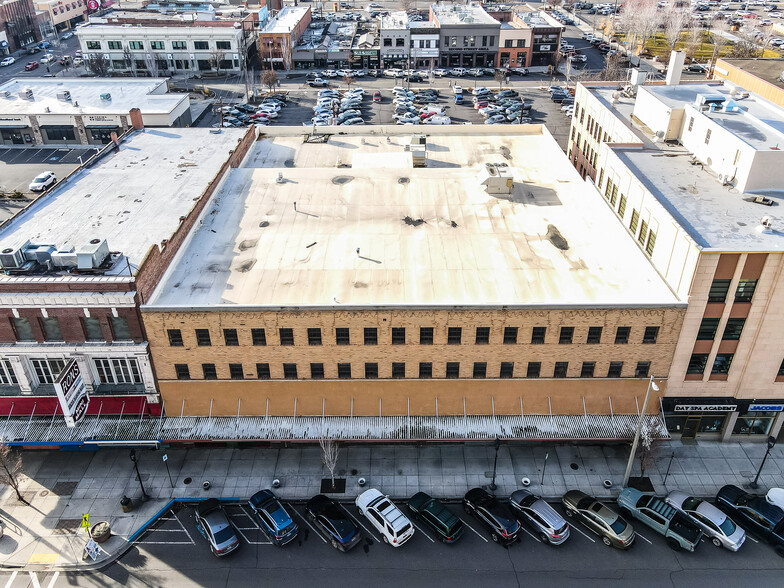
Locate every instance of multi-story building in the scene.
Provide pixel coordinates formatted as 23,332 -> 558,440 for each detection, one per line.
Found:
567,55 -> 784,441
431,2 -> 500,69
488,7 -> 563,69
0,0 -> 39,53
258,6 -> 311,70
138,125 -> 685,443
34,0 -> 87,33
409,21 -> 439,70
497,19 -> 530,69
0,78 -> 191,146
0,124 -> 251,444
713,57 -> 784,109
379,11 -> 409,69
76,10 -> 255,76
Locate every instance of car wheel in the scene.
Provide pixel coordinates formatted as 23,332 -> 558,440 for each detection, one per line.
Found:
382,534 -> 389,544
666,538 -> 681,551
712,537 -> 722,548
491,532 -> 499,543
565,509 -> 575,518
602,536 -> 612,547
464,504 -> 473,515
539,532 -> 549,544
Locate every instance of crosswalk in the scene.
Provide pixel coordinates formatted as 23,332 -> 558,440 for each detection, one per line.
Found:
3,571 -> 60,588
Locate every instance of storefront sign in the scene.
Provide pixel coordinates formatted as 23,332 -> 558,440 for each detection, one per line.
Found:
749,404 -> 784,412
674,404 -> 737,412
85,114 -> 120,126
0,116 -> 28,127
353,50 -> 378,56
54,359 -> 90,428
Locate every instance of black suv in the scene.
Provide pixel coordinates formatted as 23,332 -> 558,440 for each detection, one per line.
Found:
407,492 -> 465,543
716,485 -> 784,556
463,488 -> 521,545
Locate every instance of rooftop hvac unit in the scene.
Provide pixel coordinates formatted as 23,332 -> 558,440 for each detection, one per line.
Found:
100,93 -> 111,101
51,249 -> 78,269
2,91 -> 10,98
19,88 -> 33,100
76,238 -> 110,269
481,163 -> 513,195
696,94 -> 725,107
33,245 -> 56,265
56,90 -> 72,101
410,144 -> 426,167
0,240 -> 32,269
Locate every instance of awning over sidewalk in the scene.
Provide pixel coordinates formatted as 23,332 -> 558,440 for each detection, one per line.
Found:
0,413 -> 669,445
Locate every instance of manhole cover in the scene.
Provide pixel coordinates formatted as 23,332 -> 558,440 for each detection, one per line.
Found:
570,463 -> 579,470
351,469 -> 358,476
183,477 -> 192,485
398,177 -> 410,184
53,519 -> 81,535
284,159 -> 295,168
52,481 -> 78,496
39,490 -> 49,497
332,175 -> 354,185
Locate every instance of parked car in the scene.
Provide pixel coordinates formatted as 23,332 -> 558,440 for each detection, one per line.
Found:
472,87 -> 491,96
306,494 -> 362,552
248,489 -> 298,546
510,489 -> 570,545
27,47 -> 40,54
40,54 -> 55,64
450,67 -> 467,76
372,90 -> 382,102
395,113 -> 420,124
485,114 -> 506,125
341,117 -> 364,125
60,31 -> 74,40
194,498 -> 240,556
495,89 -> 519,99
356,488 -> 415,546
687,63 -> 708,73
308,78 -> 329,87
512,67 -> 529,75
666,490 -> 745,551
423,115 -> 451,125
29,171 -> 57,192
24,61 -> 39,71
463,488 -> 520,545
406,492 -> 464,543
562,490 -> 635,549
716,485 -> 784,555
453,85 -> 463,94
0,57 -> 15,67
321,70 -> 337,78
617,488 -> 703,552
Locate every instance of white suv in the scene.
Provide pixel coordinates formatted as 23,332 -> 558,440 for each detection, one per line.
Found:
356,489 -> 415,547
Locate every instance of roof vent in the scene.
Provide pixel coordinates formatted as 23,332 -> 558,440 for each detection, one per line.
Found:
757,216 -> 774,233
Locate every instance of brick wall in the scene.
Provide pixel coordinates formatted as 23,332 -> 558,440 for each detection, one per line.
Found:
0,306 -> 144,344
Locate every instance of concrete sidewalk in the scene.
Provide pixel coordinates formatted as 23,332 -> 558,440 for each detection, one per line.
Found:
0,439 -> 782,572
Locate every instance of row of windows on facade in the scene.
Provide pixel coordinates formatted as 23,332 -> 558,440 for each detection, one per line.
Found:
85,40 -> 233,51
596,171 -> 657,259
443,35 -> 496,48
0,357 -> 142,386
55,1 -> 82,14
167,325 -> 661,347
9,316 -> 132,343
173,360 -> 653,381
686,355 -> 784,379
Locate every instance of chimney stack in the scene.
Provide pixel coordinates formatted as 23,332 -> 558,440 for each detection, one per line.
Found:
129,107 -> 144,130
666,51 -> 686,86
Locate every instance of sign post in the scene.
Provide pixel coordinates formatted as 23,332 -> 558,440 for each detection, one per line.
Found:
162,453 -> 174,488
53,359 -> 89,428
81,513 -> 90,534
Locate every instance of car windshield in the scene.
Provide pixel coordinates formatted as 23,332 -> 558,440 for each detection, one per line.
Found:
214,526 -> 235,544
719,517 -> 736,536
33,173 -> 49,182
609,517 -> 627,534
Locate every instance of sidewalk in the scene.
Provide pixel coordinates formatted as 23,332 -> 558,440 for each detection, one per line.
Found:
0,439 -> 782,571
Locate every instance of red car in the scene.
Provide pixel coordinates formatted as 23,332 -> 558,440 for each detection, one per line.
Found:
420,112 -> 435,120
372,90 -> 382,102
24,61 -> 39,71
249,112 -> 271,120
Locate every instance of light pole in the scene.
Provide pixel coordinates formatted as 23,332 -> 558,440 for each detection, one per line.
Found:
750,436 -> 777,490
129,449 -> 150,502
622,376 -> 660,487
489,437 -> 501,491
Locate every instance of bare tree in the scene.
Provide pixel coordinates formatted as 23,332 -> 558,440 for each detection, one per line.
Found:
621,0 -> 663,62
636,421 -> 657,480
261,69 -> 278,93
210,49 -> 226,74
494,69 -> 505,90
0,443 -> 27,504
663,5 -> 691,58
399,0 -> 414,12
279,35 -> 293,72
144,50 -> 159,78
319,438 -> 340,490
123,46 -> 137,77
545,0 -> 564,9
342,74 -> 355,90
708,17 -> 732,63
588,52 -> 627,81
730,22 -> 765,58
86,54 -> 110,76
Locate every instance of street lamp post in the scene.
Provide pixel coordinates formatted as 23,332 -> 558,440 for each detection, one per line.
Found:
489,437 -> 501,491
129,449 -> 150,502
750,436 -> 777,490
622,376 -> 660,487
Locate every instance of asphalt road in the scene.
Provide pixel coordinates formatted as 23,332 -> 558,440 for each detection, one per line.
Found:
2,497 -> 783,588
0,36 -> 82,84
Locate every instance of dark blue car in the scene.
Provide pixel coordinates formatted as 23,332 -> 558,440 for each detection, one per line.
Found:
248,489 -> 298,546
306,494 -> 362,552
716,485 -> 784,556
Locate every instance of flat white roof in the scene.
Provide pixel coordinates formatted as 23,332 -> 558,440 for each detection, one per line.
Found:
261,6 -> 310,34
148,127 -> 680,309
0,78 -> 187,117
0,128 -> 247,275
431,3 -> 499,25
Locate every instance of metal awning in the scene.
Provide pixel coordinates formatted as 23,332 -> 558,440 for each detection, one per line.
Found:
0,413 -> 669,445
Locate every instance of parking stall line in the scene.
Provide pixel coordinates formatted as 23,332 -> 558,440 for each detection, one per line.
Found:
746,535 -> 759,544
285,503 -> 327,544
239,504 -> 262,528
28,572 -> 40,588
45,572 -> 59,588
520,526 -> 542,543
634,531 -> 652,545
568,523 -> 596,543
172,510 -> 196,545
3,571 -> 17,588
345,508 -> 382,543
407,519 -> 435,543
457,517 -> 488,543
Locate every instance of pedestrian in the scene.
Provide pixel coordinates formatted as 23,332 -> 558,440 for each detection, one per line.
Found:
46,65 -> 50,73
449,79 -> 452,88
277,79 -> 281,88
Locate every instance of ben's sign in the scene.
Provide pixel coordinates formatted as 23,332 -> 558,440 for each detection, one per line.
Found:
54,359 -> 90,428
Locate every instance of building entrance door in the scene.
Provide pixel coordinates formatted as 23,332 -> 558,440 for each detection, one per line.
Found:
681,417 -> 700,439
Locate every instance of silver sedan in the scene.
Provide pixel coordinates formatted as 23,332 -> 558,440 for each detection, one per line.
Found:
665,490 -> 745,551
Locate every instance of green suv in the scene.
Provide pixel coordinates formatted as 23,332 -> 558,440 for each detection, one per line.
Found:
407,492 -> 465,543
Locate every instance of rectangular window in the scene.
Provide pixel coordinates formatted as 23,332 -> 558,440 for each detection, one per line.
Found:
391,327 -> 405,345
111,317 -> 131,340
195,329 -> 211,346
446,362 -> 460,378
364,328 -> 378,345
500,362 -> 514,378
712,353 -> 733,374
396,38 -> 405,47
257,363 -> 271,379
108,41 -> 122,50
638,219 -> 648,245
554,362 -> 568,378
12,317 -> 34,341
475,326 -> 490,345
618,195 -> 627,218
150,41 -> 164,50
482,35 -> 487,46
580,362 -> 595,378
531,327 -> 546,344
473,362 -> 487,378
447,327 -> 462,345
645,231 -> 656,257
175,364 -> 190,380
642,326 -> 659,344
223,328 -> 239,346
630,209 -> 639,235
337,363 -> 352,379
365,363 -> 378,379
41,317 -> 62,341
384,38 -> 392,47
708,279 -> 731,303
586,326 -> 602,344
251,328 -> 266,346
610,185 -> 618,207
688,117 -> 694,131
94,358 -> 141,385
419,362 -> 432,379
705,129 -> 711,144
172,40 -> 186,50
30,358 -> 64,384
635,362 -> 651,378
503,327 -> 518,345
279,328 -> 294,345
194,41 -> 209,50
167,328 -> 183,346
129,41 -> 144,50
722,318 -> 746,340
229,363 -> 244,379
336,328 -> 350,345
615,327 -> 630,344
86,41 -> 101,50
607,361 -> 623,378
310,363 -> 324,379
735,279 -> 758,303
283,363 -> 298,379
0,359 -> 17,385
216,41 -> 231,50
697,318 -> 720,340
687,354 -> 708,375
559,327 -> 574,344
420,327 -> 434,345
202,363 -> 217,379
308,328 -> 322,346
505,39 -> 513,48
392,362 -> 405,378
527,362 -> 541,378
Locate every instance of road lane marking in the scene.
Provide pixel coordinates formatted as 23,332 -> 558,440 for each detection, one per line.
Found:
408,519 -> 435,543
239,504 -> 261,528
746,535 -> 759,543
286,503 -> 327,544
345,508 -> 382,542
635,531 -> 652,545
28,573 -> 40,588
45,572 -> 59,588
458,517 -> 488,542
568,523 -> 596,543
4,572 -> 17,588
172,511 -> 195,545
134,541 -> 194,545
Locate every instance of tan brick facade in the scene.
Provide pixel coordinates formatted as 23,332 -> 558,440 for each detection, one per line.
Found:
143,306 -> 685,417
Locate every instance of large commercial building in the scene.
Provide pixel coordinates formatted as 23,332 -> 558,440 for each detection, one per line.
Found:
430,3 -> 500,69
567,57 -> 784,441
0,125 -> 251,444
139,125 -> 685,442
0,78 -> 191,146
258,6 -> 311,70
0,0 -> 39,53
34,0 -> 88,33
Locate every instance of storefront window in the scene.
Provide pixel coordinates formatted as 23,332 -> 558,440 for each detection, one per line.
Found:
664,412 -> 728,435
733,411 -> 777,436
